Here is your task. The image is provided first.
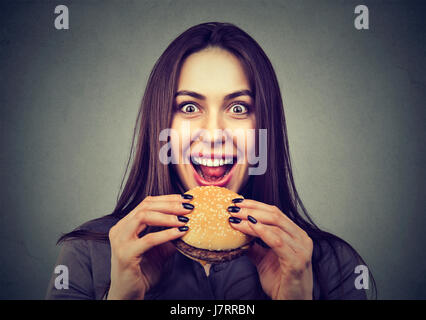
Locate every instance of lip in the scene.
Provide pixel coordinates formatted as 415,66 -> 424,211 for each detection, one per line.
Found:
191,161 -> 237,187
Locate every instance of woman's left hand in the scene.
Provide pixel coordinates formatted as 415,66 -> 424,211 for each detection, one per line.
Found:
228,199 -> 314,300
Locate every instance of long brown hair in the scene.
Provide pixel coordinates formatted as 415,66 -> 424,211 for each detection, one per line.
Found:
58,22 -> 376,299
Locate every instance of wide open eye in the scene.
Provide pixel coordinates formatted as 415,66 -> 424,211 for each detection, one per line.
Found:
229,103 -> 249,114
180,103 -> 200,114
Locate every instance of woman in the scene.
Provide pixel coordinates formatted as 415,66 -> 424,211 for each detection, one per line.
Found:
46,22 -> 375,300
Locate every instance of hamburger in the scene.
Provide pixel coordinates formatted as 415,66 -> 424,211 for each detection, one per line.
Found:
173,186 -> 253,264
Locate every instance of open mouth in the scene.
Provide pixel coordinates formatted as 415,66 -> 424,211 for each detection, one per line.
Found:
190,154 -> 237,187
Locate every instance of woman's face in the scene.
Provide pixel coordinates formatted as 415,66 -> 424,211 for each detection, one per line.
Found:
170,47 -> 256,193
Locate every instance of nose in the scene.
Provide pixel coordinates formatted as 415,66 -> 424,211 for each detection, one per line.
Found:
193,108 -> 228,149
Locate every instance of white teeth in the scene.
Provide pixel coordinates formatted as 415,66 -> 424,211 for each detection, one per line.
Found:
191,157 -> 202,165
191,156 -> 234,167
223,158 -> 234,165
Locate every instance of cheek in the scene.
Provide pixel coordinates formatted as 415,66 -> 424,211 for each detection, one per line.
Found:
169,134 -> 180,163
170,118 -> 192,163
226,119 -> 256,161
244,117 -> 257,161
169,118 -> 182,163
245,134 -> 256,161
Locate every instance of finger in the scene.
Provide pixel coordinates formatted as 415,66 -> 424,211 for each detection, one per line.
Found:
228,219 -> 269,267
228,218 -> 258,237
145,194 -> 193,203
247,220 -> 298,260
229,200 -> 304,239
231,214 -> 312,259
132,226 -> 189,256
115,195 -> 192,240
121,194 -> 190,222
232,199 -> 276,213
229,215 -> 297,257
136,197 -> 195,216
229,216 -> 300,252
140,210 -> 189,226
135,210 -> 190,235
228,206 -> 299,239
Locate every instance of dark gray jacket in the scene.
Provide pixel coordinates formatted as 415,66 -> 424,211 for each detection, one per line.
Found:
46,216 -> 368,300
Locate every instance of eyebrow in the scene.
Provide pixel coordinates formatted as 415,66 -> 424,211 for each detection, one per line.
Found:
174,89 -> 253,101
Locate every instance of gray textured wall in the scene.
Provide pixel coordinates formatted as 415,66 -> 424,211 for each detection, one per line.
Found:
0,0 -> 425,299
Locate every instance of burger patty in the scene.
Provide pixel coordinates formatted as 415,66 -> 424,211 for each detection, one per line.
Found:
173,239 -> 252,263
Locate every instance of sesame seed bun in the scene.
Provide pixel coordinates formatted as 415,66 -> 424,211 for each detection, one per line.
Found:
173,186 -> 253,264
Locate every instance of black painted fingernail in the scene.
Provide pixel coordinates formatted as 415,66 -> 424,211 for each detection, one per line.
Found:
227,206 -> 241,213
229,217 -> 242,224
181,194 -> 193,200
178,216 -> 189,223
247,215 -> 257,224
182,203 -> 194,210
178,226 -> 189,232
232,198 -> 244,203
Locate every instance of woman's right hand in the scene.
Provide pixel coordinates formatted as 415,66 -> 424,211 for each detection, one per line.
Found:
107,194 -> 193,300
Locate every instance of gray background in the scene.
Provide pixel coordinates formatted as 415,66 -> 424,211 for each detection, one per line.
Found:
0,0 -> 425,299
